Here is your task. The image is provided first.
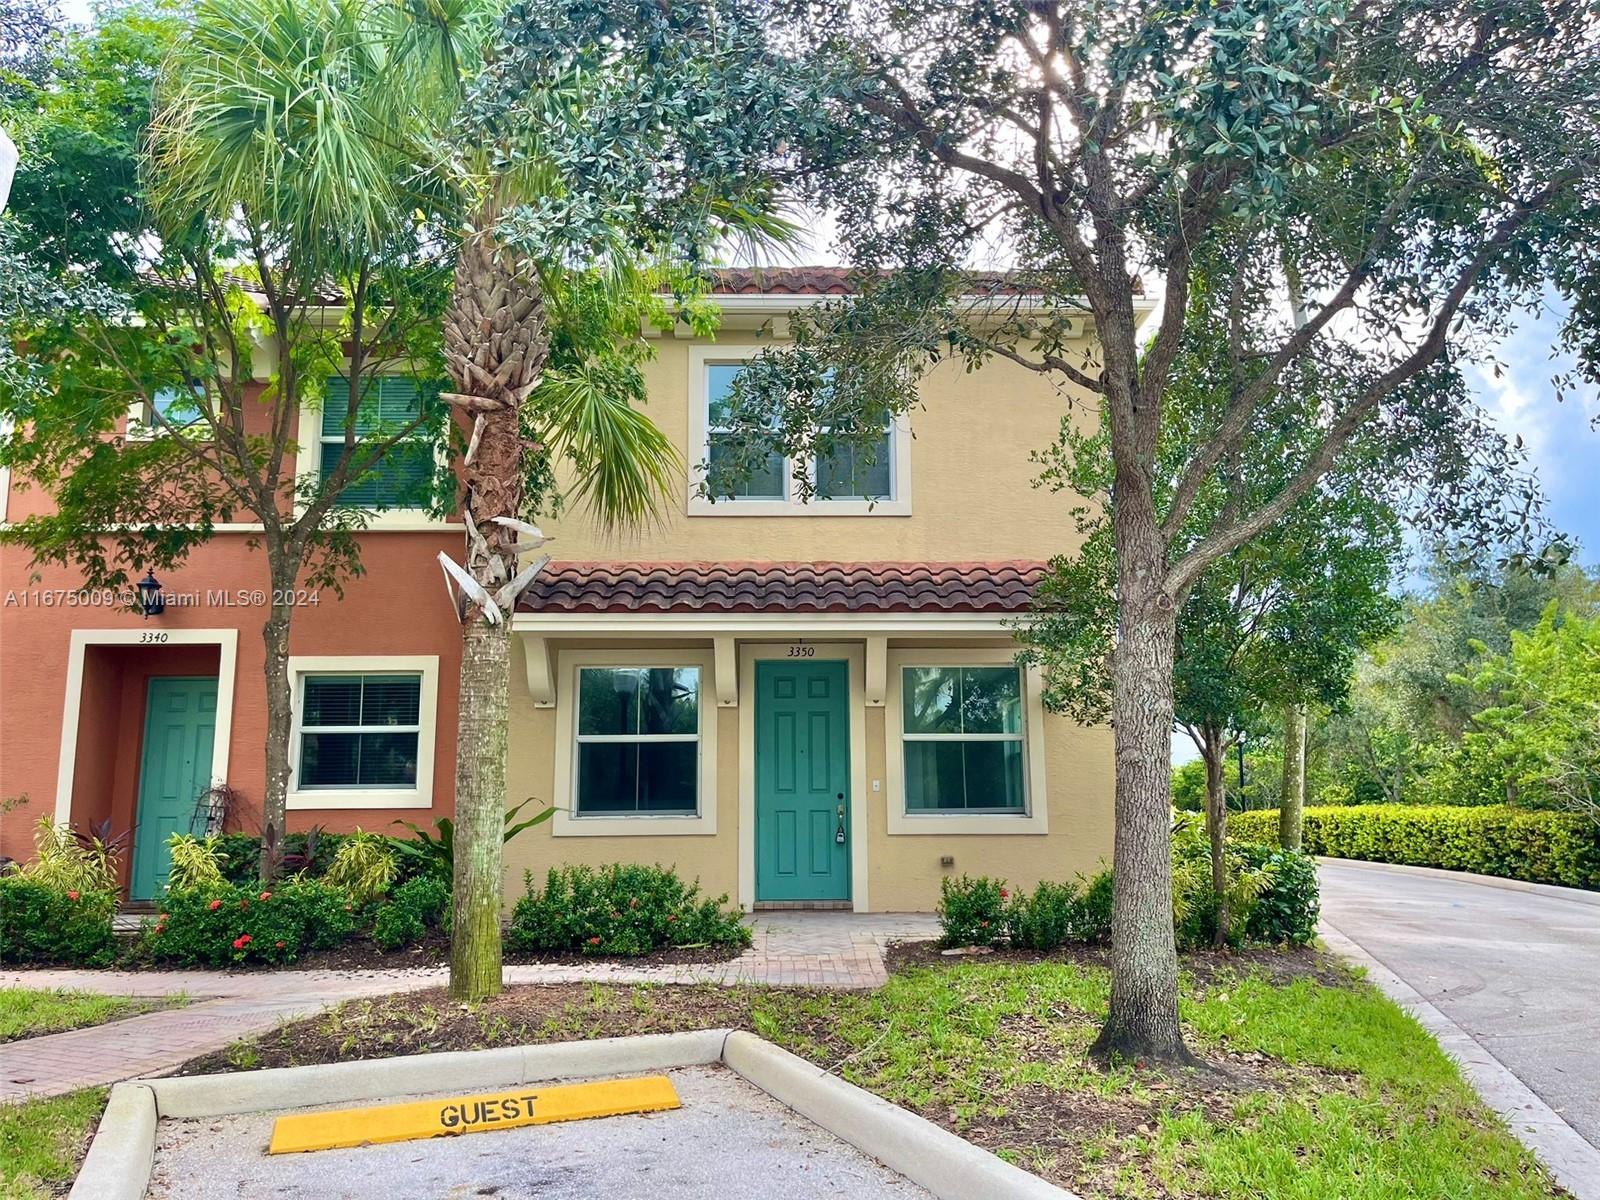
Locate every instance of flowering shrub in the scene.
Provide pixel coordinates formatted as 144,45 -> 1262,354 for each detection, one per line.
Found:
507,863 -> 750,957
936,875 -> 1011,947
0,876 -> 117,965
139,880 -> 356,966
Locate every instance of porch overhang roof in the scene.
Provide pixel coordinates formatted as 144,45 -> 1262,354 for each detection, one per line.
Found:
511,560 -> 1047,623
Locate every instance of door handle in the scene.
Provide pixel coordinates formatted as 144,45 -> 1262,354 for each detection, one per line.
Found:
835,795 -> 846,844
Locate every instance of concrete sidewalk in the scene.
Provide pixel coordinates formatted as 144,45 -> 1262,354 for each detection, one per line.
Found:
2,911 -> 939,1102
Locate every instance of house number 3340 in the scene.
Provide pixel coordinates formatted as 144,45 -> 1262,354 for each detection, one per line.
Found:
786,644 -> 816,658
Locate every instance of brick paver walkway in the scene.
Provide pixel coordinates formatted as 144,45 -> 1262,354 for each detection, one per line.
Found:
1,912 -> 938,1102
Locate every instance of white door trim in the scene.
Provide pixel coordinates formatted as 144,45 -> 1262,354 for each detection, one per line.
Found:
53,628 -> 238,826
738,641 -> 869,913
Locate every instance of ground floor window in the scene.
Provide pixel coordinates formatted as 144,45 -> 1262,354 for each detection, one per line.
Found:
286,655 -> 438,810
574,666 -> 700,816
900,665 -> 1027,813
298,673 -> 422,788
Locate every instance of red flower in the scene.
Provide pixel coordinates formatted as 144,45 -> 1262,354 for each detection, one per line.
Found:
275,940 -> 286,949
208,899 -> 223,911
666,914 -> 678,923
238,898 -> 249,910
979,920 -> 989,928
259,891 -> 272,902
158,913 -> 169,922
66,890 -> 80,901
587,936 -> 602,945
232,934 -> 252,950
999,889 -> 1009,899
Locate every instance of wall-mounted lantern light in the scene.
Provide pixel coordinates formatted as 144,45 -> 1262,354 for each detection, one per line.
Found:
137,570 -> 166,618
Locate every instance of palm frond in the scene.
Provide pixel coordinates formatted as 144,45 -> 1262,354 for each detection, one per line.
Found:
532,361 -> 681,531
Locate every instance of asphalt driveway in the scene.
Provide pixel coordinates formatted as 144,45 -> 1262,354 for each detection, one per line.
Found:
1319,859 -> 1600,1149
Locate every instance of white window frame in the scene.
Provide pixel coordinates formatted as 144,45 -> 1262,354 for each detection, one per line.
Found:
286,654 -> 439,810
125,384 -> 208,442
293,372 -> 456,532
686,345 -> 912,517
552,648 -> 718,836
885,648 -> 1049,835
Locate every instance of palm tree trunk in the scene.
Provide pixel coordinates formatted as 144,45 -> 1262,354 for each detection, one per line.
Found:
442,219 -> 548,1003
1279,702 -> 1308,851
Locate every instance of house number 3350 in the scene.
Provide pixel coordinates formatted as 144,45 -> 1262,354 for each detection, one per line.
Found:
786,644 -> 816,658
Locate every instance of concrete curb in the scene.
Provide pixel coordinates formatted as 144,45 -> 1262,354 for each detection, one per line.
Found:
1320,919 -> 1600,1200
70,1083 -> 155,1200
1317,857 -> 1600,907
70,1029 -> 1069,1200
723,1031 -> 1076,1200
145,1030 -> 729,1119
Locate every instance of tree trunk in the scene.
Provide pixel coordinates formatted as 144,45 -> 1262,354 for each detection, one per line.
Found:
258,559 -> 297,882
1201,731 -> 1230,948
1091,546 -> 1194,1065
450,615 -> 510,1000
442,216 -> 549,1003
1279,702 -> 1307,851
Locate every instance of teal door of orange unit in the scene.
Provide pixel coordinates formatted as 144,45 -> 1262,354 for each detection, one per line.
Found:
755,659 -> 850,902
130,677 -> 217,899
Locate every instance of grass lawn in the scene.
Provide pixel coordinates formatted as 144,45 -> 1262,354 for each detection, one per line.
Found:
0,1088 -> 107,1199
0,988 -> 180,1043
176,947 -> 1562,1200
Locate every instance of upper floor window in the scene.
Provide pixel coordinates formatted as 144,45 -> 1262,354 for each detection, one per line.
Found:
319,376 -> 437,510
690,350 -> 910,517
127,383 -> 205,440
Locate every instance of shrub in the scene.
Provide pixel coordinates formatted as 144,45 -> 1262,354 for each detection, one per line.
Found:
0,877 -> 117,965
1240,844 -> 1320,945
1229,804 -> 1600,890
392,798 -> 554,885
21,816 -> 121,893
323,830 -> 397,905
166,834 -> 228,892
1009,880 -> 1078,950
937,875 -> 1010,947
1071,869 -> 1115,943
214,828 -> 346,886
139,880 -> 357,966
371,875 -> 451,952
507,863 -> 750,957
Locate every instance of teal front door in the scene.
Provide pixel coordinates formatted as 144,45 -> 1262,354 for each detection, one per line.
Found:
131,677 -> 218,900
755,659 -> 850,902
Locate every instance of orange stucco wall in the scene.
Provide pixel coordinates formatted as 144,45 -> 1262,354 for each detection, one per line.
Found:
0,531 -> 465,867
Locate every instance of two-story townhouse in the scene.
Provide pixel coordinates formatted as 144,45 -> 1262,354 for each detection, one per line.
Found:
499,268 -> 1122,912
0,345 -> 466,899
0,267 -> 1122,912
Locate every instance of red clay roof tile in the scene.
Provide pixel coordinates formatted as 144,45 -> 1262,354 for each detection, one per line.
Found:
517,561 -> 1048,614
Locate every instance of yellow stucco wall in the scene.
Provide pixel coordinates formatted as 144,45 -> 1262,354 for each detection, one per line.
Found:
500,638 -> 1116,913
499,325 -> 1115,913
537,330 -> 1094,561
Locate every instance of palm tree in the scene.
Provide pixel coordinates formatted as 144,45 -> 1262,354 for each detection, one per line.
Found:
392,1 -> 795,1000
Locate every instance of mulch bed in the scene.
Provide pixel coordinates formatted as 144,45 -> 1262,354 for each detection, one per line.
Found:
9,933 -> 745,975
883,937 -> 1356,988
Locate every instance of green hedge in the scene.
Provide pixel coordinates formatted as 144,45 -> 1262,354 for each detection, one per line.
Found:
0,877 -> 118,966
1229,805 -> 1600,890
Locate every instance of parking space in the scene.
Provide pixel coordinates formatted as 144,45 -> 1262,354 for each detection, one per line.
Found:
147,1066 -> 935,1200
